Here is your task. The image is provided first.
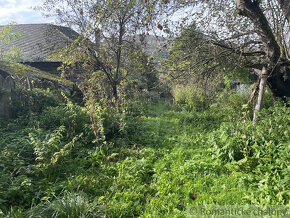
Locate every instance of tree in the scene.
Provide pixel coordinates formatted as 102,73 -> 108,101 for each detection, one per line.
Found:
0,24 -> 21,61
235,0 -> 289,121
159,0 -> 289,120
38,0 -> 163,104
163,22 -> 242,89
38,0 -> 167,140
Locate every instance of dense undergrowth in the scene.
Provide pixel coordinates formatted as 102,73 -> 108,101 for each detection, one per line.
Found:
0,89 -> 289,217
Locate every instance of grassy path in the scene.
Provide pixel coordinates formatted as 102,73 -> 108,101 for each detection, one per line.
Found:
3,101 -> 288,217
102,102 -> 247,217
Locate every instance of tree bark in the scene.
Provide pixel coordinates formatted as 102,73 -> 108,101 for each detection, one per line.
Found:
112,83 -> 118,103
253,67 -> 268,123
236,0 -> 281,65
94,28 -> 101,52
237,0 -> 290,99
267,66 -> 290,98
277,0 -> 290,28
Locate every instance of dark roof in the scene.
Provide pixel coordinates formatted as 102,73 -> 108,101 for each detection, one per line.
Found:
0,24 -> 79,62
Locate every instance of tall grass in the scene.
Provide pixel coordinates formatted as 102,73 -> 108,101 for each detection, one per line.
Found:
1,96 -> 289,217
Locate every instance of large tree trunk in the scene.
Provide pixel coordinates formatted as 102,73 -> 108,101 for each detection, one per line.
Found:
237,0 -> 290,99
267,66 -> 290,98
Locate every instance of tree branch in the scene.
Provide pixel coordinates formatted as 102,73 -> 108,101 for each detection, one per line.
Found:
211,41 -> 266,56
236,0 -> 281,69
277,0 -> 290,28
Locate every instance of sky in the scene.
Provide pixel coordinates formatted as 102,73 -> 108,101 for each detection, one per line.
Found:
0,0 -> 54,25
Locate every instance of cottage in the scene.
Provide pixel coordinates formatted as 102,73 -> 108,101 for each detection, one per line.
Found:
0,23 -> 79,74
0,23 -> 80,118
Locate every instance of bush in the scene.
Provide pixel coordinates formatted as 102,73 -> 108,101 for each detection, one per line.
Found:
208,102 -> 290,204
173,86 -> 211,111
210,87 -> 275,121
30,101 -> 91,136
12,88 -> 62,117
210,101 -> 289,161
209,90 -> 249,120
0,128 -> 36,211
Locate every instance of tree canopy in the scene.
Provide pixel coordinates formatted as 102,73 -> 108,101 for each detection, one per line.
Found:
168,0 -> 290,99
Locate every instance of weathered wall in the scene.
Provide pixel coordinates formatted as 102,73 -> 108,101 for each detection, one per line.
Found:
0,73 -> 15,118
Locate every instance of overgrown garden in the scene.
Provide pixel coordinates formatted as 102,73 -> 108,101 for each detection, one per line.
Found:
0,0 -> 289,217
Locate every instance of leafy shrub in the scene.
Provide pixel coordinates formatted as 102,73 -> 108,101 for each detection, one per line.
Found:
209,101 -> 290,204
12,88 -> 62,117
30,100 -> 92,138
173,86 -> 211,111
261,88 -> 275,109
0,128 -> 36,211
120,97 -> 149,117
210,101 -> 289,161
1,207 -> 24,218
30,126 -> 67,170
1,93 -> 289,216
209,90 -> 249,120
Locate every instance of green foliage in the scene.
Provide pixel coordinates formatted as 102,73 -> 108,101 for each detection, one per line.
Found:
0,62 -> 73,86
30,126 -> 83,170
31,99 -> 91,135
12,88 -> 61,117
210,90 -> 250,119
2,1 -> 289,216
173,85 -> 211,111
0,90 -> 94,213
0,128 -> 35,210
261,88 -> 275,109
26,192 -> 102,218
0,24 -> 21,61
208,101 -> 290,204
122,48 -> 159,95
209,87 -> 275,121
1,91 -> 289,217
0,24 -> 21,44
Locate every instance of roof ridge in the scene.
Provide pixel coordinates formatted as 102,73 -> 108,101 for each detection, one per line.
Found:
0,23 -> 51,27
53,25 -> 77,42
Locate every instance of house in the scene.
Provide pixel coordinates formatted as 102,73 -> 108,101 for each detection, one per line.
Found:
0,24 -> 80,118
0,61 -> 75,118
0,23 -> 79,74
